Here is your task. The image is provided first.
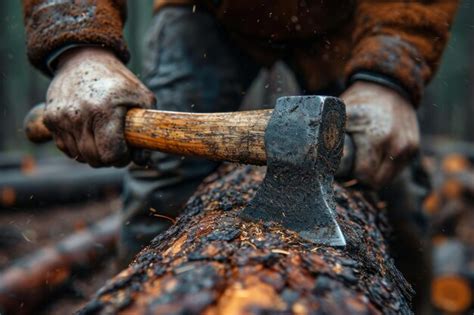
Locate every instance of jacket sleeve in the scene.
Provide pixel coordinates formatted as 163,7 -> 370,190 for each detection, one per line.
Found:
23,0 -> 129,75
345,0 -> 459,105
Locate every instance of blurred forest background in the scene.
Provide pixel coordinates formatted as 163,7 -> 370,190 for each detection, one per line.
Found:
0,0 -> 473,153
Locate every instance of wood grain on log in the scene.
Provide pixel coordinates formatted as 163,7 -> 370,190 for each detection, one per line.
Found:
80,165 -> 413,315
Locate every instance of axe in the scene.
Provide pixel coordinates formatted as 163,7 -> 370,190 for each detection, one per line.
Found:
24,96 -> 354,246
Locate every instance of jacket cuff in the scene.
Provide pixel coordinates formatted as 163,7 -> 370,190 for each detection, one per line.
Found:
25,2 -> 129,76
45,44 -> 104,76
345,35 -> 430,107
347,71 -> 413,105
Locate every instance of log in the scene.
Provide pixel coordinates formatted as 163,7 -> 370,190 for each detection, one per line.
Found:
0,214 -> 120,315
431,239 -> 472,313
0,165 -> 124,209
421,136 -> 474,163
423,151 -> 474,314
0,152 -> 36,171
79,165 -> 413,315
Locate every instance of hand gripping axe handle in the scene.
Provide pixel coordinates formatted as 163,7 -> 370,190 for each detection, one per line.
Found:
25,97 -> 354,246
24,101 -> 355,176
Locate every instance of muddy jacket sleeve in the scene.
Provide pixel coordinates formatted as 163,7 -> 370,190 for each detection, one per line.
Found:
344,0 -> 459,105
23,0 -> 130,75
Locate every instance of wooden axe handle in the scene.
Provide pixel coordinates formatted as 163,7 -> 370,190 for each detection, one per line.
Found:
24,103 -> 271,165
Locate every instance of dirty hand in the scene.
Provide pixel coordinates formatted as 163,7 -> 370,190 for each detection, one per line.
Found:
341,81 -> 420,189
44,47 -> 156,167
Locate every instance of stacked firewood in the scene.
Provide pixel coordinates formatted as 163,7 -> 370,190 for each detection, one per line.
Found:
423,150 -> 474,314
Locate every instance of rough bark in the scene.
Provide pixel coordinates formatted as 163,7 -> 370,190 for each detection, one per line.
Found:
80,164 -> 413,315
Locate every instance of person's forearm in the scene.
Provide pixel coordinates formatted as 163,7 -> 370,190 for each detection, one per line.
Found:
345,0 -> 459,106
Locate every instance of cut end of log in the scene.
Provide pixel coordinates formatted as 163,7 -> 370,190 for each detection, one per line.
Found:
441,154 -> 471,174
431,275 -> 472,313
20,155 -> 37,174
423,192 -> 440,214
0,186 -> 16,207
441,178 -> 463,200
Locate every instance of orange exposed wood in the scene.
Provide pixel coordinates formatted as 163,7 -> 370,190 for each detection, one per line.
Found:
0,187 -> 16,207
442,154 -> 471,174
20,155 -> 37,174
423,192 -> 441,214
431,275 -> 472,313
441,178 -> 463,200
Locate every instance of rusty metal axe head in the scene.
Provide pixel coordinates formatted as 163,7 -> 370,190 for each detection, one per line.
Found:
240,95 -> 346,247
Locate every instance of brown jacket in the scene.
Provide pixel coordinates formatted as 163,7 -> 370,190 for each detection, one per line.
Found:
23,0 -> 459,104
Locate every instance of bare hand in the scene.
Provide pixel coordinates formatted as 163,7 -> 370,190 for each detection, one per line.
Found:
44,47 -> 156,167
341,81 -> 420,189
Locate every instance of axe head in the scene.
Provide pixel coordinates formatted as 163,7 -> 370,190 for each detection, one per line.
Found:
240,96 -> 346,247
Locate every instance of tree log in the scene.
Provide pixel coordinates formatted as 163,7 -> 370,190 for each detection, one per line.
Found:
80,165 -> 413,315
0,214 -> 120,315
423,152 -> 474,314
0,166 -> 124,209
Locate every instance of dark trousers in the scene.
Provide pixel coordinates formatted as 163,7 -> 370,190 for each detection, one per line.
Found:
118,7 -> 261,263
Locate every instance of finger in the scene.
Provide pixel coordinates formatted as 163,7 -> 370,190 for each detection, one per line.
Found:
63,132 -> 84,163
93,108 -> 130,167
131,149 -> 152,166
76,122 -> 102,167
336,135 -> 355,178
136,86 -> 156,109
345,106 -> 371,133
372,139 -> 420,189
351,134 -> 384,188
372,157 -> 396,189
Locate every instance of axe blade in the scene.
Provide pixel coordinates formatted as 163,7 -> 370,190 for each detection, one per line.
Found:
240,96 -> 346,247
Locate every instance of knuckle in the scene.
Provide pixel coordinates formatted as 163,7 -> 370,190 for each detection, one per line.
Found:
391,137 -> 418,161
44,104 -> 61,121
